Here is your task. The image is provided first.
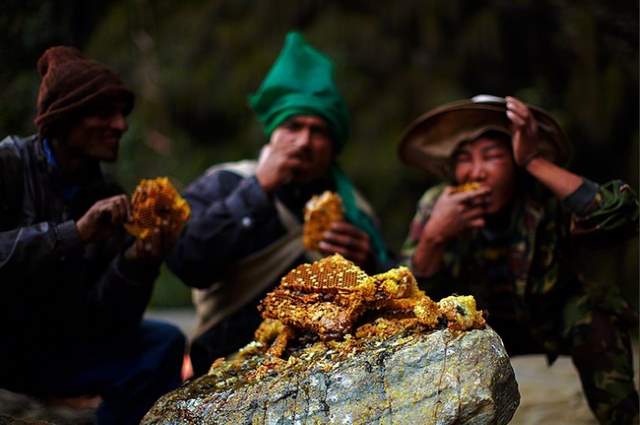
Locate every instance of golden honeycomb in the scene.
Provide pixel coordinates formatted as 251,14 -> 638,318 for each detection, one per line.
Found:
413,296 -> 441,328
438,295 -> 486,331
303,191 -> 344,251
255,255 -> 485,360
280,253 -> 376,300
451,182 -> 482,194
124,177 -> 190,241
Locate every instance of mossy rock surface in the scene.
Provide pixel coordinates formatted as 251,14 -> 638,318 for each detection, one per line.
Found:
143,327 -> 519,424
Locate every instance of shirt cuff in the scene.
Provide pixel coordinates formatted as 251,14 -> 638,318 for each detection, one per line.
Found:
561,178 -> 599,216
55,220 -> 83,254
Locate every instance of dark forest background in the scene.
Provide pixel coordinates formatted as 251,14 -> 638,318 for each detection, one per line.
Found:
2,0 -> 637,310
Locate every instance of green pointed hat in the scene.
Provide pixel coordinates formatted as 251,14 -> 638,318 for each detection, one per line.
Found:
249,32 -> 350,148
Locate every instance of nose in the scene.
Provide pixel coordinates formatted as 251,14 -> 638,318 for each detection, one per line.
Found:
294,127 -> 312,149
469,158 -> 487,181
109,112 -> 128,132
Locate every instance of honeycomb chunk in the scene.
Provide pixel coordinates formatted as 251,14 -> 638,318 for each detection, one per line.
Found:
450,182 -> 482,194
124,177 -> 190,241
438,295 -> 486,331
303,191 -> 344,250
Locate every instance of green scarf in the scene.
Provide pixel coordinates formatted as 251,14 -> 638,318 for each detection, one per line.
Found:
332,165 -> 389,264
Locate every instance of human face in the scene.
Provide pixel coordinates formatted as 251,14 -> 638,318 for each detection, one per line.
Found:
270,115 -> 335,182
453,136 -> 517,214
65,101 -> 129,162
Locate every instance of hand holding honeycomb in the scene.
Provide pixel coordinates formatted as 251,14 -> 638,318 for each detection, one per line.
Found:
124,177 -> 190,241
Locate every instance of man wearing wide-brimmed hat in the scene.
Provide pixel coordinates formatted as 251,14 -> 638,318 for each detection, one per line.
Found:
168,32 -> 390,377
399,95 -> 638,424
0,47 -> 184,424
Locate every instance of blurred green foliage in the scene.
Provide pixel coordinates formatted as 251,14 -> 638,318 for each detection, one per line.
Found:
1,0 -> 637,309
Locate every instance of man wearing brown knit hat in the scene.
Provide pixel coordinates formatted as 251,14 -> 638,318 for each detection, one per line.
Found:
0,47 -> 184,425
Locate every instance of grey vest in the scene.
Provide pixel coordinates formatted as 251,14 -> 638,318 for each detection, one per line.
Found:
191,160 -> 376,337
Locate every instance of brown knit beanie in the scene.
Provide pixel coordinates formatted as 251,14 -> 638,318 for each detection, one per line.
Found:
34,46 -> 134,137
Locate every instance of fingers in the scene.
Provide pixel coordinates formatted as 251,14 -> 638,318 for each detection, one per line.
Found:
270,137 -> 305,156
461,205 -> 485,221
327,221 -> 367,238
506,96 -> 537,132
468,217 -> 485,228
94,194 -> 128,224
505,96 -> 528,116
110,195 -> 129,225
317,240 -> 368,265
321,227 -> 370,254
318,222 -> 371,265
131,229 -> 161,260
506,110 -> 526,128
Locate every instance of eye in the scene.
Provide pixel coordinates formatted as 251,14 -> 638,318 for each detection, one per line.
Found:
283,121 -> 302,131
454,153 -> 472,164
484,148 -> 508,160
311,125 -> 330,139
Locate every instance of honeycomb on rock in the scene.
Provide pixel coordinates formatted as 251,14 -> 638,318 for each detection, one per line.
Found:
438,295 -> 486,331
303,191 -> 344,251
260,254 -> 374,339
259,254 -> 485,347
124,177 -> 191,241
213,255 -> 487,379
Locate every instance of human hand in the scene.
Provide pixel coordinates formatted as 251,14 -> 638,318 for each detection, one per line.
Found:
76,195 -> 130,243
420,185 -> 490,245
318,221 -> 371,268
255,137 -> 305,192
124,227 -> 178,262
506,96 -> 540,167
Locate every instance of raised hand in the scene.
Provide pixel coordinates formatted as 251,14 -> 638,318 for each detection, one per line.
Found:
506,96 -> 540,167
124,227 -> 178,262
255,138 -> 305,192
420,185 -> 491,245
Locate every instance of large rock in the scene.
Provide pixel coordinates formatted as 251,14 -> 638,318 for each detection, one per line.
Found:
143,327 -> 519,424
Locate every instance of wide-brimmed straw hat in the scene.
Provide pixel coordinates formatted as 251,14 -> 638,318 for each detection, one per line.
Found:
398,95 -> 571,179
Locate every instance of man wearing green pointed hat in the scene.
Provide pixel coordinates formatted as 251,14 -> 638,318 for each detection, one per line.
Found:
168,32 -> 390,377
399,95 -> 639,424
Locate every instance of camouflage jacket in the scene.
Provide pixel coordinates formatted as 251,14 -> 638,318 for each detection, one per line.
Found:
402,179 -> 638,357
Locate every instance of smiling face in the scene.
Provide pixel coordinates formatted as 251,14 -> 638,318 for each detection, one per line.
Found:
64,99 -> 129,162
452,133 -> 517,214
270,115 -> 335,182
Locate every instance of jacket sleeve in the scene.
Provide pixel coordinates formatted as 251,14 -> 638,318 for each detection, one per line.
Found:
399,184 -> 453,297
563,179 -> 639,236
87,253 -> 159,333
167,170 -> 280,288
400,184 -> 446,266
0,140 -> 86,285
0,221 -> 85,283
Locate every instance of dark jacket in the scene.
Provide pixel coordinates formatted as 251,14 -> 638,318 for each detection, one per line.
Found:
0,135 -> 159,387
167,161 -> 388,374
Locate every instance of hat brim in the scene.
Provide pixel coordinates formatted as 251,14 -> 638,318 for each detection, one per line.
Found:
398,98 -> 571,179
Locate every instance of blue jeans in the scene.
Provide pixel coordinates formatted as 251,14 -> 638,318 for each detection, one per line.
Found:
15,319 -> 185,425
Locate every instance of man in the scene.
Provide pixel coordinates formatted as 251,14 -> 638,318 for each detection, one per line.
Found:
0,46 -> 185,424
168,32 -> 389,376
399,95 -> 639,424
